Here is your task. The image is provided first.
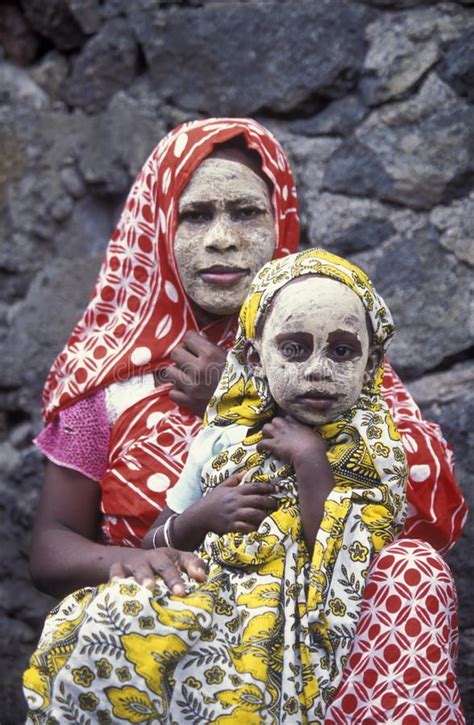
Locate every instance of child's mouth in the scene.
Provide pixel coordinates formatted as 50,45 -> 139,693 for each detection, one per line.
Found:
297,393 -> 337,410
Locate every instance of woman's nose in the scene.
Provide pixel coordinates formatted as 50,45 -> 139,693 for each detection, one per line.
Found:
204,217 -> 240,252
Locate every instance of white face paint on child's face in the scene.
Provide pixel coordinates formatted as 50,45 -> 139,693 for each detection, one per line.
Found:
174,158 -> 275,317
257,276 -> 373,425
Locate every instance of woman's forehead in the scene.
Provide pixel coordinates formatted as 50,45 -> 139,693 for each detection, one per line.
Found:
179,157 -> 272,204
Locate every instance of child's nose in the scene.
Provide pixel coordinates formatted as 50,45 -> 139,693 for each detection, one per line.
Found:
303,355 -> 333,381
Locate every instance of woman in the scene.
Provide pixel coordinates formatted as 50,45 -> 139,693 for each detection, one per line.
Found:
29,118 -> 300,598
25,118 -> 466,720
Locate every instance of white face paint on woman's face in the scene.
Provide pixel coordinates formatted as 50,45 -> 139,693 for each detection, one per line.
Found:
174,158 -> 275,317
256,276 -> 374,425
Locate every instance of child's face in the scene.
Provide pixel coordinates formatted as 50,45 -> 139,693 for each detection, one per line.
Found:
256,276 -> 377,425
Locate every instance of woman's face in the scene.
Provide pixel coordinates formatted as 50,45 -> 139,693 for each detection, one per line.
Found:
255,276 -> 377,426
174,156 -> 275,317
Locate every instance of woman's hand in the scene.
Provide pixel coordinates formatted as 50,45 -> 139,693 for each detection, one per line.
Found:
192,471 -> 278,535
109,548 -> 207,596
257,415 -> 327,468
164,331 -> 227,416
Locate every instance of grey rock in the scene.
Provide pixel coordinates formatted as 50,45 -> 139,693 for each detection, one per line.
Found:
10,423 -> 34,449
0,442 -> 21,476
0,2 -> 39,66
21,0 -> 86,50
0,62 -> 49,111
0,256 -> 102,393
68,0 -> 102,34
77,90 -> 167,189
54,195 -> 122,259
60,165 -> 86,199
287,96 -> 367,137
438,28 -> 474,102
0,125 -> 26,208
357,1 -> 436,6
361,8 -> 439,105
63,18 -> 139,113
305,192 -> 400,254
324,74 -> 474,209
360,4 -> 474,105
130,0 -> 371,114
30,51 -> 69,100
430,194 -> 474,266
323,140 -> 394,201
353,226 -> 473,376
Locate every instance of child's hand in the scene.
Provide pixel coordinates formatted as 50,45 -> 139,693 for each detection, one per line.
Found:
257,415 -> 328,468
197,471 -> 278,534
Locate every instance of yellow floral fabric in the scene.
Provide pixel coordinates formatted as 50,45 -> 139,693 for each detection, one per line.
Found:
24,250 -> 407,723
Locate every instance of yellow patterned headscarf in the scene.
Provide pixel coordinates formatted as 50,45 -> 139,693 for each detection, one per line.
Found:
204,248 -> 394,428
200,249 -> 407,714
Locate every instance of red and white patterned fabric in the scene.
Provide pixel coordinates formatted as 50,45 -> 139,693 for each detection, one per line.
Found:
40,118 -> 300,545
42,119 -> 299,421
326,538 -> 465,724
382,363 -> 467,553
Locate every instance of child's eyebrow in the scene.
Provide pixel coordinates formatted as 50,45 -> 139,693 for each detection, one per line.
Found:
343,314 -> 361,326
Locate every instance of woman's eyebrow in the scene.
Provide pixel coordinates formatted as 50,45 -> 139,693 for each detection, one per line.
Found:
178,199 -> 212,211
227,195 -> 268,207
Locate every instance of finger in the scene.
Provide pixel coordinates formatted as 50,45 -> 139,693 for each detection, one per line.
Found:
169,388 -> 194,409
237,507 -> 271,525
170,345 -> 199,367
165,365 -> 194,391
182,330 -> 215,355
129,562 -> 156,589
109,562 -> 128,581
240,481 -> 277,495
230,521 -> 259,533
261,423 -> 275,437
271,416 -> 287,428
256,438 -> 277,454
240,494 -> 278,511
179,552 -> 207,582
221,471 -> 246,487
152,553 -> 188,596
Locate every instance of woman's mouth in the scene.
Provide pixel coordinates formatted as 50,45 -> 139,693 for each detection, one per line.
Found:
199,265 -> 249,287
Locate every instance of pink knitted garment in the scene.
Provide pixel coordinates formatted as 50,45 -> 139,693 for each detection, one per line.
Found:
35,389 -> 110,482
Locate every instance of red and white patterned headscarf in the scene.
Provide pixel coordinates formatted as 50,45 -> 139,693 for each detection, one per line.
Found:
42,118 -> 300,422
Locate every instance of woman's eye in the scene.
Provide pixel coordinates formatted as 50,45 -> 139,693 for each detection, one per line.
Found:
332,344 -> 354,360
179,210 -> 211,224
234,207 -> 263,220
279,341 -> 307,360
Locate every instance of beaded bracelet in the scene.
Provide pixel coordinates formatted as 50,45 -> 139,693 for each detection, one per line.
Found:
163,514 -> 178,548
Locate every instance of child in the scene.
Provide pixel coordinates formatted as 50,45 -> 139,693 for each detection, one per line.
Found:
24,249 -> 407,723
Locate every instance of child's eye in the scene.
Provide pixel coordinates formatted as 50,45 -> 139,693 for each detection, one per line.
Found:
331,344 -> 355,360
279,341 -> 308,360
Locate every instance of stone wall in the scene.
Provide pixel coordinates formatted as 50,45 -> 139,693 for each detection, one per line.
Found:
0,1 -> 472,721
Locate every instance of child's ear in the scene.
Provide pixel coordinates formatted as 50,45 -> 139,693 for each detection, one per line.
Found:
364,346 -> 383,385
244,341 -> 265,378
